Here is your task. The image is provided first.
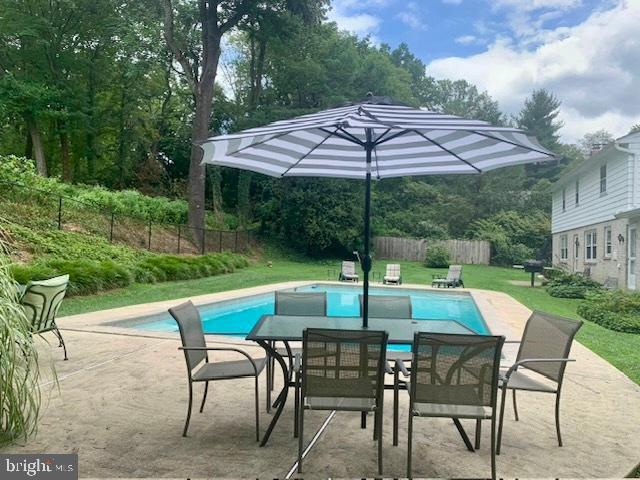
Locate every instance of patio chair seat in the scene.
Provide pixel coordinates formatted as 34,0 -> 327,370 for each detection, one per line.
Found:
412,401 -> 492,419
193,357 -> 267,381
384,275 -> 400,282
387,350 -> 412,362
501,370 -> 557,392
305,396 -> 377,411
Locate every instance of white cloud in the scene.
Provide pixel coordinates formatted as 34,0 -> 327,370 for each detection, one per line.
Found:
395,2 -> 428,31
455,35 -> 480,45
327,0 -> 391,38
442,0 -> 463,4
491,0 -> 582,11
427,1 -> 640,142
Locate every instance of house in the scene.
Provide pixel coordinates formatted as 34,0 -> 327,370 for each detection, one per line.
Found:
551,131 -> 640,289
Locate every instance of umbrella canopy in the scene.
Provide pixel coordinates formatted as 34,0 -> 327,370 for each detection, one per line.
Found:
200,95 -> 555,327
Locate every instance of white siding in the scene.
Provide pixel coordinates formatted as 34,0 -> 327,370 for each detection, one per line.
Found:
551,150 -> 631,233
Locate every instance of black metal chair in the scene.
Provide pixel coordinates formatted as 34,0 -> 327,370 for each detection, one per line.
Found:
403,332 -> 504,480
168,301 -> 266,440
497,311 -> 582,453
269,290 -> 327,433
296,328 -> 388,475
20,274 -> 70,360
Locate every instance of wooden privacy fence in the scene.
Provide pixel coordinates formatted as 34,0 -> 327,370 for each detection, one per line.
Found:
373,236 -> 491,264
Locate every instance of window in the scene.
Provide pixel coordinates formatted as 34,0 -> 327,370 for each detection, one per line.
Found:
560,235 -> 568,260
574,234 -> 579,259
575,179 -> 580,206
600,164 -> 607,194
585,230 -> 597,261
604,226 -> 612,257
562,188 -> 566,211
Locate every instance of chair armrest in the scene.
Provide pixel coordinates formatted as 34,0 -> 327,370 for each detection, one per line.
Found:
294,353 -> 302,373
179,346 -> 261,374
395,358 -> 410,377
503,358 -> 575,380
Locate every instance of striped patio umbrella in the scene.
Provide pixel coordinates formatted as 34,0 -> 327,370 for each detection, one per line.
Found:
200,94 -> 555,327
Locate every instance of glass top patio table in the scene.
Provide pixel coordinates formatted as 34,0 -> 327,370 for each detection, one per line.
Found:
246,315 -> 476,343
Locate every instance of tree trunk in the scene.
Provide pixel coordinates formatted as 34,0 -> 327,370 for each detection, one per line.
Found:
86,54 -> 98,180
24,129 -> 32,159
25,114 -> 47,177
237,171 -> 251,227
187,39 -> 221,236
60,129 -> 71,181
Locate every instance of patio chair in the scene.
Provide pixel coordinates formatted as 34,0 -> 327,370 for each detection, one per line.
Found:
270,291 -> 328,432
403,332 -> 505,480
359,294 -> 412,319
338,261 -> 359,282
431,265 -> 464,288
295,328 -> 388,475
168,301 -> 266,440
497,311 -> 582,454
383,263 -> 402,285
20,274 -> 70,360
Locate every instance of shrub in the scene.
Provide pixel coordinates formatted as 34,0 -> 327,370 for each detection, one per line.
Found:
546,273 -> 601,299
0,243 -> 43,447
424,244 -> 450,268
577,290 -> 640,334
10,252 -> 250,296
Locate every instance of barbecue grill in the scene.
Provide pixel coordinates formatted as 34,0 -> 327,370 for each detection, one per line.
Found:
523,260 -> 544,287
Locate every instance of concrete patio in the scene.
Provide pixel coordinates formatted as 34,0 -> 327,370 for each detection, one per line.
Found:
3,283 -> 640,478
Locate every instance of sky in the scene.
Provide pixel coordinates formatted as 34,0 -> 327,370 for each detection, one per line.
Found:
326,0 -> 640,143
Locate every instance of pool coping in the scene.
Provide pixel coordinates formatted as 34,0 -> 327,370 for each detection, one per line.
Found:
58,281 -> 519,348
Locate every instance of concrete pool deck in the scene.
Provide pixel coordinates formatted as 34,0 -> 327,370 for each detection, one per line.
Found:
3,282 -> 640,478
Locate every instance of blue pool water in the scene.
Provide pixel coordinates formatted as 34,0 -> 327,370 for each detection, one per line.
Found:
125,284 -> 488,336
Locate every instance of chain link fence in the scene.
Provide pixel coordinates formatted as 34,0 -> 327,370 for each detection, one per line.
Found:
0,181 -> 252,254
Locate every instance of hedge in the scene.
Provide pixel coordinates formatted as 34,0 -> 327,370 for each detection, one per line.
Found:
10,252 -> 250,296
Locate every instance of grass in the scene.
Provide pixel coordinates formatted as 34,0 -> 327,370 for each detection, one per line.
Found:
59,257 -> 640,385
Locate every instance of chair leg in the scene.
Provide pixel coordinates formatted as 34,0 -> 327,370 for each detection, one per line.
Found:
297,406 -> 305,473
555,392 -> 563,447
183,380 -> 193,437
475,419 -> 481,450
393,369 -> 399,446
54,327 -> 68,361
496,386 -> 508,455
406,413 -> 414,479
377,407 -> 384,475
255,375 -> 260,442
199,382 -> 209,413
294,370 -> 300,438
512,389 -> 519,421
490,414 -> 497,480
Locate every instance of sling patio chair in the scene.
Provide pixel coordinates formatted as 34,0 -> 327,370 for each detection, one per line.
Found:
168,301 -> 266,440
497,311 -> 582,454
359,294 -> 413,441
383,263 -> 402,285
400,332 -> 505,480
20,274 -> 70,360
295,328 -> 388,475
338,260 -> 359,282
269,290 -> 327,433
431,265 -> 464,288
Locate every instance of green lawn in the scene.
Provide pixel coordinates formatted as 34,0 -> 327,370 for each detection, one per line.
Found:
60,258 -> 640,384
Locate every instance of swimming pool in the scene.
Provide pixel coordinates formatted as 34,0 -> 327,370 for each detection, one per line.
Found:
117,284 -> 489,336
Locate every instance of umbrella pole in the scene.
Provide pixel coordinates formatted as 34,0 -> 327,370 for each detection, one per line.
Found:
362,129 -> 373,329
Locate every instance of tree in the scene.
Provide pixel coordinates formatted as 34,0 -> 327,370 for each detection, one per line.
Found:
578,129 -> 614,157
517,89 -> 563,150
629,124 -> 640,134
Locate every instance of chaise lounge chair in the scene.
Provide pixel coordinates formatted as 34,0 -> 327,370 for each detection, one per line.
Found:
431,264 -> 464,288
338,261 -> 359,282
383,263 -> 402,285
20,274 -> 70,360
